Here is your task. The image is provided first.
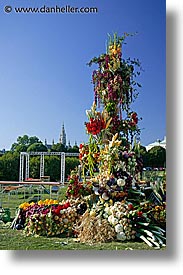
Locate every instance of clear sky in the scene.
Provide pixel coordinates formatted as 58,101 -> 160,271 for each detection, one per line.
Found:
0,0 -> 166,150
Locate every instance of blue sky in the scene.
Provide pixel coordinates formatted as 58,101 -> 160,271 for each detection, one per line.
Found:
0,0 -> 166,150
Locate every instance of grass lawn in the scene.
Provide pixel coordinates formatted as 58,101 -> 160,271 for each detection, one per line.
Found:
0,175 -> 166,251
0,184 -> 68,218
0,225 -> 164,250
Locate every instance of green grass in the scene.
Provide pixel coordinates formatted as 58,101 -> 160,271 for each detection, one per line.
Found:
142,170 -> 166,181
0,226 -> 163,250
0,184 -> 68,218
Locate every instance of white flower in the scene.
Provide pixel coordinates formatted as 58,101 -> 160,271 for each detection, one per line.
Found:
108,215 -> 118,225
108,215 -> 113,224
103,213 -> 108,219
115,224 -> 123,233
117,178 -> 126,187
86,110 -> 92,117
102,192 -> 109,200
116,211 -> 122,219
93,187 -> 99,195
105,206 -> 111,215
117,232 -> 126,241
111,217 -> 118,225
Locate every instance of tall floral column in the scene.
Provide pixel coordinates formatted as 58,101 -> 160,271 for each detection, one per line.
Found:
78,33 -> 143,201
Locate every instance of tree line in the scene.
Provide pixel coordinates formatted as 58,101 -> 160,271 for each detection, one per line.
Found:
0,135 -> 166,181
0,135 -> 80,181
138,145 -> 166,169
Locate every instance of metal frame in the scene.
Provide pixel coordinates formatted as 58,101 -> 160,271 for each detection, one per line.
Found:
19,152 -> 79,184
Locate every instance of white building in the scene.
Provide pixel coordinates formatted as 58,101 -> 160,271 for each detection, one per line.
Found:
146,136 -> 166,151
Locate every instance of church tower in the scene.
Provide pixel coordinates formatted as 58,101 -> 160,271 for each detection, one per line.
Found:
59,123 -> 66,146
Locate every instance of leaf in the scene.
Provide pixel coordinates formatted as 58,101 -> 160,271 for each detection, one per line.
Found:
105,118 -> 112,129
150,229 -> 164,236
142,229 -> 154,238
149,225 -> 166,233
155,235 -> 164,246
139,235 -> 153,247
138,222 -> 149,226
146,237 -> 160,248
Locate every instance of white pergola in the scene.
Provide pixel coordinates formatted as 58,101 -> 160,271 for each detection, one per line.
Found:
19,152 -> 79,184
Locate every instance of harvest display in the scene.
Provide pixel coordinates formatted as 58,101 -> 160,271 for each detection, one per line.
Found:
12,33 -> 166,248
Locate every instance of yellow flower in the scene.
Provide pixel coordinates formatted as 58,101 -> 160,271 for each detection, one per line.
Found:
109,199 -> 113,205
38,200 -> 44,206
90,210 -> 96,217
19,202 -> 30,210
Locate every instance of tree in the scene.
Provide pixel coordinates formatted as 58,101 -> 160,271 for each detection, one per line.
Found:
27,143 -> 48,152
29,156 -> 40,179
65,157 -> 80,179
28,155 -> 79,182
44,156 -> 60,181
0,151 -> 19,180
51,143 -> 67,152
146,146 -> 166,168
11,135 -> 42,152
67,145 -> 79,153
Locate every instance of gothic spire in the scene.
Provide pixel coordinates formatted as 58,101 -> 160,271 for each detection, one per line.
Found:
59,122 -> 66,146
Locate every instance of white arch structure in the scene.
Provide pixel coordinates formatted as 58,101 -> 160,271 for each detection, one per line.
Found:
19,152 -> 79,184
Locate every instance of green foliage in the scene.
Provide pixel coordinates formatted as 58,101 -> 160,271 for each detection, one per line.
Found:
29,156 -> 40,179
0,152 -> 19,180
28,156 -> 79,181
145,146 -> 166,168
51,143 -> 67,152
11,135 -> 42,152
44,156 -> 60,181
65,157 -> 80,179
67,145 -> 79,153
27,143 -> 48,152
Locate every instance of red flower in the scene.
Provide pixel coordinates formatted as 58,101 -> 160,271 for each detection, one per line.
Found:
85,117 -> 106,135
137,211 -> 143,217
128,203 -> 134,210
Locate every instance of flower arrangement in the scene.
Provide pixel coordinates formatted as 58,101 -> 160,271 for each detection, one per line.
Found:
12,33 -> 166,249
66,170 -> 93,198
14,198 -> 88,237
79,33 -> 143,189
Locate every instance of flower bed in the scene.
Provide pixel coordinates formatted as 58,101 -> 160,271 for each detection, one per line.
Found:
13,199 -> 82,237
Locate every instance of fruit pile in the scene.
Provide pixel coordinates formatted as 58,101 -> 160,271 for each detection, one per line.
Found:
15,199 -> 88,237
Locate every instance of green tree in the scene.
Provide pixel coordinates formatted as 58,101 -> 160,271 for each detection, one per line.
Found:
44,156 -> 60,181
67,145 -> 79,153
27,143 -> 48,152
65,157 -> 80,179
146,146 -> 166,168
0,152 -> 19,180
51,143 -> 67,152
29,156 -> 40,179
11,135 -> 42,152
